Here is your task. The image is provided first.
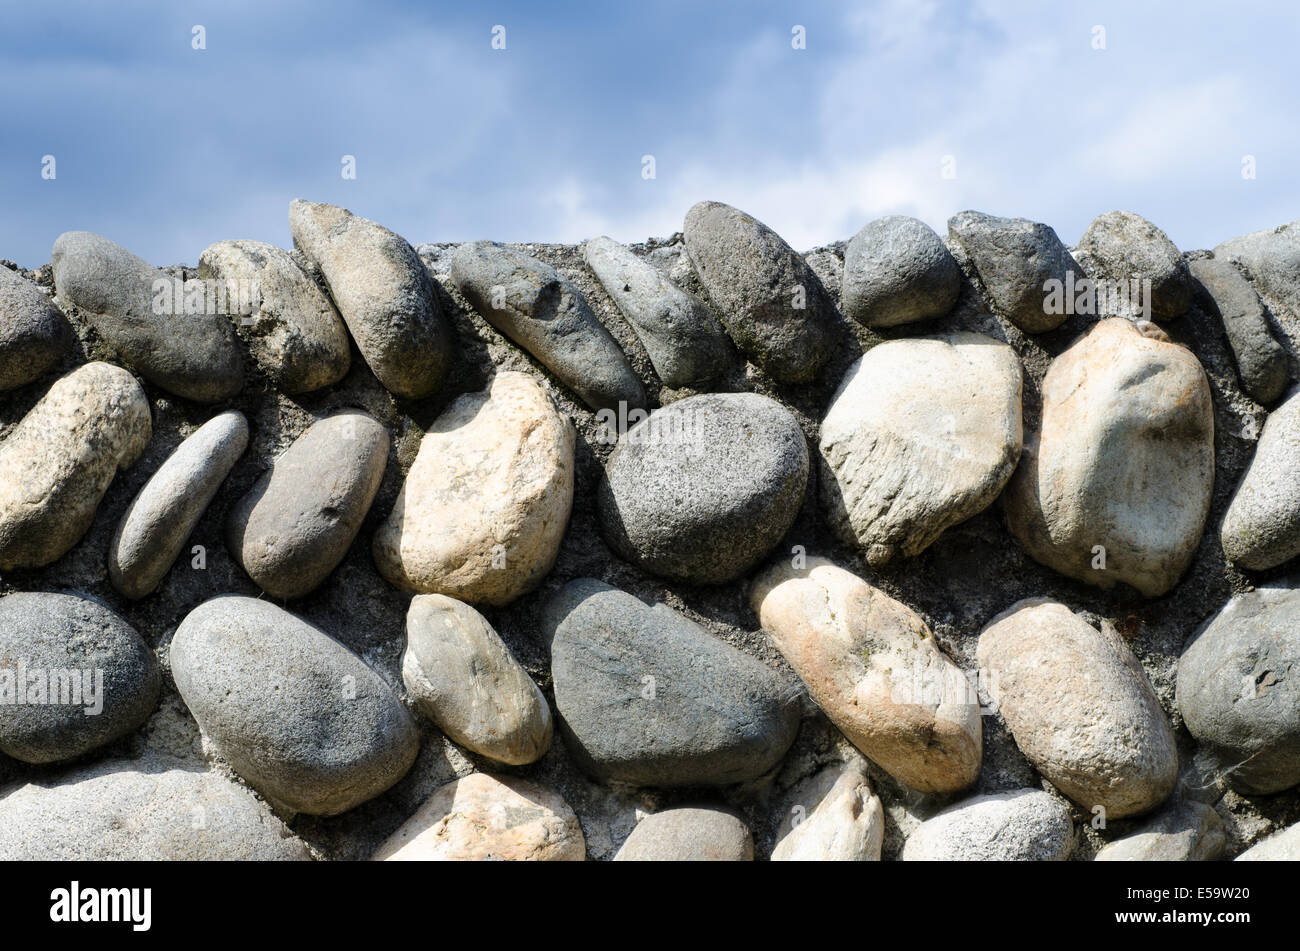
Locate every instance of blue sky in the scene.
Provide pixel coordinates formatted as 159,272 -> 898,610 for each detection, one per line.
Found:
2,0 -> 1299,268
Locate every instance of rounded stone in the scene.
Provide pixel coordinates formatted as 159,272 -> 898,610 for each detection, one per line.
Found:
771,762 -> 885,861
1188,256 -> 1288,406
841,215 -> 961,327
1076,211 -> 1193,321
1094,800 -> 1225,861
901,789 -> 1075,861
614,807 -> 753,861
1221,388 -> 1300,570
0,265 -> 72,391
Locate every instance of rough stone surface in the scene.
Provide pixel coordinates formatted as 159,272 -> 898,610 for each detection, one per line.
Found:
752,558 -> 982,794
374,772 -> 584,861
0,361 -> 151,570
1220,389 -> 1300,570
170,596 -> 419,816
819,332 -> 1022,566
1076,211 -> 1193,321
771,762 -> 884,861
0,265 -> 71,390
542,578 -> 800,787
1214,220 -> 1300,324
683,200 -> 839,382
374,372 -> 574,605
841,215 -> 960,327
402,594 -> 552,766
289,199 -> 451,399
227,410 -> 388,599
51,231 -> 244,402
1094,799 -> 1225,861
599,392 -> 808,584
901,789 -> 1075,861
1188,256 -> 1287,405
109,410 -> 248,599
1235,821 -> 1300,861
1004,318 -> 1215,596
614,807 -> 754,861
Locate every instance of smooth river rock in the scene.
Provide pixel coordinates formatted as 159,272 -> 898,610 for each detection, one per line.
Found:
841,215 -> 960,327
170,596 -> 419,816
374,372 -> 574,605
771,762 -> 885,861
1236,821 -> 1300,861
0,362 -> 151,570
1095,799 -> 1226,861
614,807 -> 753,861
1076,210 -> 1192,321
542,578 -> 800,787
1189,256 -> 1288,405
1221,389 -> 1300,570
819,332 -> 1022,566
751,558 -> 982,794
901,789 -> 1075,861
1004,318 -> 1214,596
0,265 -> 71,390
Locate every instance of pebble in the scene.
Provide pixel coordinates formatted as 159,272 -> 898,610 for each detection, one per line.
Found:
402,594 -> 552,765
541,578 -> 800,787
1004,318 -> 1214,596
289,199 -> 451,399
598,392 -> 808,584
0,265 -> 71,390
841,215 -> 960,327
1175,586 -> 1300,795
819,332 -> 1023,566
0,362 -> 151,570
0,592 -> 160,764
901,789 -> 1075,861
682,200 -> 838,383
1236,821 -> 1300,861
582,235 -> 730,388
50,231 -> 244,402
227,409 -> 388,599
109,409 -> 249,599
374,372 -> 574,605
771,762 -> 884,861
1075,211 -> 1193,321
751,558 -> 982,794
449,240 -> 644,411
1214,219 -> 1300,324
1188,256 -> 1288,405
374,772 -> 584,861
1221,389 -> 1300,570
170,596 -> 419,816
1095,799 -> 1225,861
614,807 -> 753,861
978,598 -> 1178,817
198,239 -> 351,393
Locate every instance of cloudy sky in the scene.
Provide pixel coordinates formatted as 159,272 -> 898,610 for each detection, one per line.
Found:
2,0 -> 1297,268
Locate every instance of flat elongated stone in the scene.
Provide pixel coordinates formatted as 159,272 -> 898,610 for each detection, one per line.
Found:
1221,389 -> 1300,570
841,215 -> 960,327
1188,256 -> 1288,405
0,266 -> 71,390
1095,800 -> 1225,861
614,807 -> 753,861
771,763 -> 885,861
1076,211 -> 1192,321
901,790 -> 1075,861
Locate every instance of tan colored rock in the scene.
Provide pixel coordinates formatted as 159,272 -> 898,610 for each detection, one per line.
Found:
374,372 -> 574,605
978,599 -> 1178,818
1235,821 -> 1300,861
373,772 -> 584,861
614,807 -> 753,861
772,762 -> 884,861
751,557 -> 982,794
1004,318 -> 1214,596
1095,800 -> 1225,861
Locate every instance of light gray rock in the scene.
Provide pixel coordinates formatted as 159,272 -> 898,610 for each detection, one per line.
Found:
1004,319 -> 1214,596
109,410 -> 248,599
598,392 -> 807,584
227,410 -> 387,599
402,594 -> 552,766
1176,586 -> 1300,795
1076,210 -> 1192,321
1189,256 -> 1288,405
819,332 -> 1022,566
1221,390 -> 1300,570
289,199 -> 451,399
0,362 -> 151,570
449,240 -> 644,411
614,807 -> 753,861
170,596 -> 419,816
198,239 -> 351,393
901,790 -> 1075,861
1095,800 -> 1225,861
51,231 -> 244,402
0,266 -> 71,390
582,235 -> 730,388
1236,821 -> 1300,861
0,592 -> 160,764
1214,219 -> 1300,322
841,215 -> 960,327
683,200 -> 839,383
771,762 -> 884,861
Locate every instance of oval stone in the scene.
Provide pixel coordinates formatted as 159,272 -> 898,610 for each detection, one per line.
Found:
841,215 -> 960,327
0,265 -> 72,391
902,789 -> 1075,861
1221,389 -> 1300,570
1075,211 -> 1192,321
771,762 -> 885,861
614,807 -> 753,861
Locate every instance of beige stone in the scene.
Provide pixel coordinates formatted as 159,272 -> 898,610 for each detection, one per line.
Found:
772,762 -> 884,861
1235,821 -> 1300,861
614,807 -> 753,861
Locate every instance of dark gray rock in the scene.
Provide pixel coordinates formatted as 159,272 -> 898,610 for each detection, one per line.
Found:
449,240 -> 644,411
1189,257 -> 1288,405
682,200 -> 838,383
1214,220 -> 1300,322
841,215 -> 960,327
170,596 -> 419,816
598,392 -> 808,584
1076,211 -> 1193,321
0,592 -> 160,764
614,806 -> 754,860
0,266 -> 71,390
226,410 -> 387,599
541,578 -> 800,787
1221,389 -> 1300,570
50,231 -> 244,402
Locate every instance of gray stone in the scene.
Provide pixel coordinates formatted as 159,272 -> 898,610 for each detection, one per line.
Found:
1095,800 -> 1225,861
901,789 -> 1075,861
1076,211 -> 1193,321
198,239 -> 351,394
0,362 -> 151,570
841,215 -> 960,327
771,762 -> 884,861
1189,256 -> 1288,405
448,240 -> 644,411
1236,821 -> 1300,861
289,199 -> 451,399
1215,220 -> 1300,322
109,410 -> 248,599
170,596 -> 419,816
402,594 -> 552,766
541,578 -> 800,787
1176,586 -> 1300,795
682,200 -> 838,383
0,266 -> 71,390
1221,389 -> 1300,570
0,592 -> 160,764
226,410 -> 388,599
598,392 -> 808,584
582,235 -> 730,388
614,807 -> 753,861
50,231 -> 244,402
947,210 -> 1077,333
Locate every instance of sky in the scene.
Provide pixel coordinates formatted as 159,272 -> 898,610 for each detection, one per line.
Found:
2,0 -> 1299,269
